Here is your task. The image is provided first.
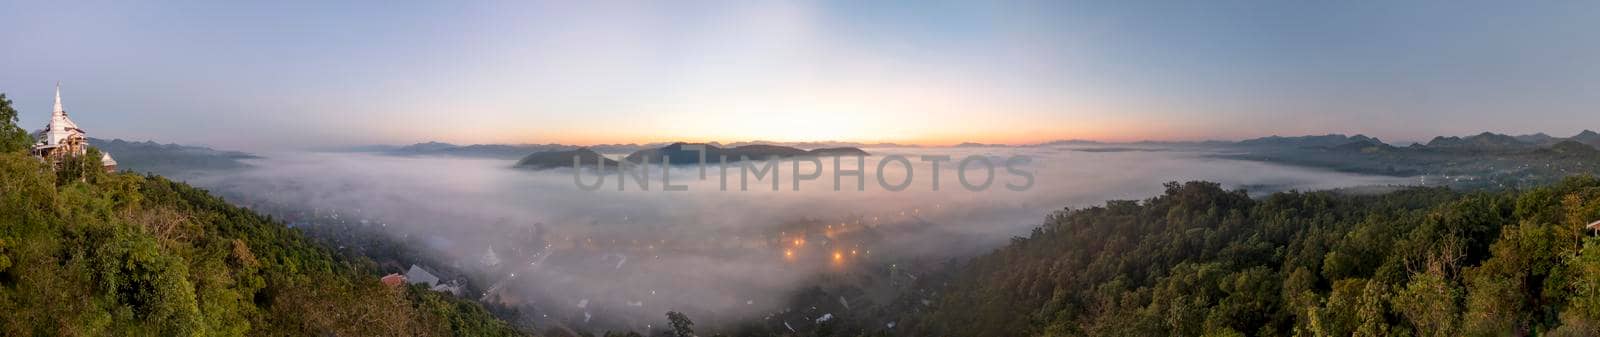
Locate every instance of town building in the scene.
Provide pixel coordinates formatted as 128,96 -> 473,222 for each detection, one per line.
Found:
380,273 -> 408,288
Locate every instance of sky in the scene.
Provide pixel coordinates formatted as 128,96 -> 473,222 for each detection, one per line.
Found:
1,1 -> 1597,151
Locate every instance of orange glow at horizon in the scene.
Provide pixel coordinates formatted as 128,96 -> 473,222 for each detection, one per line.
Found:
428,127 -> 1201,148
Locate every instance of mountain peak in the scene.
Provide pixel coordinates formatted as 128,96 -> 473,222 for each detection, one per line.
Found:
396,141 -> 458,152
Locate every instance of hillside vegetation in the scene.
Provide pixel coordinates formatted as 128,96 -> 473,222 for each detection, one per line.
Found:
0,150 -> 526,336
911,180 -> 1600,336
0,95 -> 524,336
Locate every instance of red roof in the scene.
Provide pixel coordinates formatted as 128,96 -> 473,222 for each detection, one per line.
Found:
380,273 -> 407,287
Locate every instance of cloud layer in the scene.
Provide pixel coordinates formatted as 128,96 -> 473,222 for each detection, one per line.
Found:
188,145 -> 1405,330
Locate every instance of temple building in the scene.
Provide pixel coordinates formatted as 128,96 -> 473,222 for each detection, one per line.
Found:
31,83 -> 116,172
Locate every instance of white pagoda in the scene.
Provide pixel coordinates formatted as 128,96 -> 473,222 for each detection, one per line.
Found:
30,83 -> 116,172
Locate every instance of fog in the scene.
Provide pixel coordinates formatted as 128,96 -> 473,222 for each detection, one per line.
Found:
185,145 -> 1406,331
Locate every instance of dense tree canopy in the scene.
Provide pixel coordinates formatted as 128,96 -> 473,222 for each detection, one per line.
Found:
908,179 -> 1600,336
0,93 -> 35,153
0,151 -> 525,336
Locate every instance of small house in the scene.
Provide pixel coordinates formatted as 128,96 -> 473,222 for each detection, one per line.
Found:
380,273 -> 407,287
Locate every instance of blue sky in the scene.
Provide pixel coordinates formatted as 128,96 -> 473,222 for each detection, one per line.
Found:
2,1 -> 1596,150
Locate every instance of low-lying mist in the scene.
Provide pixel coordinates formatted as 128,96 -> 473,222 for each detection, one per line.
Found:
184,145 -> 1406,331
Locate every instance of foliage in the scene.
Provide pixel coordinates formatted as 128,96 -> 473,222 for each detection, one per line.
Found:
0,93 -> 34,153
666,311 -> 695,337
86,138 -> 258,176
909,179 -> 1600,336
0,152 -> 526,336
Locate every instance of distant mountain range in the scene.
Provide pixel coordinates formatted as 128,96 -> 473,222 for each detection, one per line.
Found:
344,130 -> 1593,156
366,142 -> 649,159
86,129 -> 1600,189
1211,130 -> 1600,189
1030,130 -> 1600,150
716,140 -> 914,149
1234,134 -> 1385,148
365,129 -> 1600,172
1223,130 -> 1600,153
88,138 -> 260,175
512,143 -> 872,170
624,142 -> 869,166
361,140 -> 912,160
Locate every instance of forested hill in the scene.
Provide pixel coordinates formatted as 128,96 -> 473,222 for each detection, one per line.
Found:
88,137 -> 260,175
908,179 -> 1600,336
0,151 -> 526,336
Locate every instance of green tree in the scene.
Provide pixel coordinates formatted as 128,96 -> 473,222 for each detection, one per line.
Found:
1352,281 -> 1391,337
1565,237 -> 1600,327
0,150 -> 529,336
54,146 -> 106,184
666,311 -> 695,337
0,93 -> 33,153
1384,269 -> 1464,336
1308,278 -> 1367,337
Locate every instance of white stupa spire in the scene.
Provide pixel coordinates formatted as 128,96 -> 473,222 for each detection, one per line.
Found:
41,82 -> 81,145
52,81 -> 64,116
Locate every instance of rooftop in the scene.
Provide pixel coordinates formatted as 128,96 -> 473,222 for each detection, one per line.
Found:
379,273 -> 406,287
